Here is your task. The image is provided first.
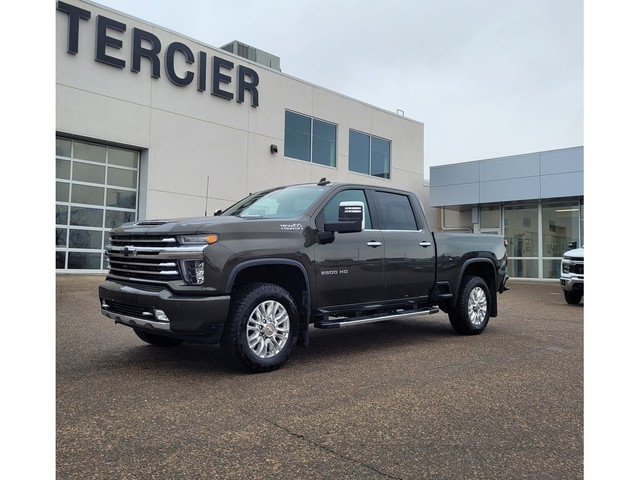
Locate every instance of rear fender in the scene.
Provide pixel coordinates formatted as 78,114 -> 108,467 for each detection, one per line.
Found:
453,259 -> 499,317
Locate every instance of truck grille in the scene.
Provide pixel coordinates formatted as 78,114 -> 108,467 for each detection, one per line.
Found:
106,235 -> 182,282
110,235 -> 178,249
569,264 -> 584,275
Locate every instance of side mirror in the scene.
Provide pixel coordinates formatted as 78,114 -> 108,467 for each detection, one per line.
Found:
324,201 -> 365,233
213,209 -> 222,216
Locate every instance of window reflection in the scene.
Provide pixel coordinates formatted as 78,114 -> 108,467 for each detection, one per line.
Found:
69,229 -> 102,249
348,130 -> 391,179
105,210 -> 134,228
284,111 -> 336,166
504,205 -> 538,258
68,252 -> 102,269
542,201 -> 580,257
106,189 -> 136,209
70,206 -> 103,227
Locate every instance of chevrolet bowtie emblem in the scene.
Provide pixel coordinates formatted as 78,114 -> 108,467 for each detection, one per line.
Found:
122,246 -> 137,257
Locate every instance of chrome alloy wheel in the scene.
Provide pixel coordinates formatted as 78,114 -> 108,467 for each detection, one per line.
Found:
246,300 -> 290,359
467,286 -> 488,326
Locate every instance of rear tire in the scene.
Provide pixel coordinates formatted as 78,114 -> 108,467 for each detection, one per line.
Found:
222,283 -> 298,373
448,276 -> 491,335
134,328 -> 183,346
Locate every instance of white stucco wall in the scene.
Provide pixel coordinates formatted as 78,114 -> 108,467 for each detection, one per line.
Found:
56,0 -> 426,220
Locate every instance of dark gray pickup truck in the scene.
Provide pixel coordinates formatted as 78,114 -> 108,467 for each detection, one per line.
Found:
99,180 -> 509,372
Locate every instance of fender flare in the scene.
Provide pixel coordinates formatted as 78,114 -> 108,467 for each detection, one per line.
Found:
225,258 -> 312,346
452,258 -> 499,316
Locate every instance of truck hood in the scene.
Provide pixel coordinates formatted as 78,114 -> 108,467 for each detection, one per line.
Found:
563,247 -> 584,258
110,215 -> 311,236
110,215 -> 254,235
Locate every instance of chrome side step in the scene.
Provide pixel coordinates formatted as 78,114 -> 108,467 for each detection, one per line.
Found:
314,306 -> 439,329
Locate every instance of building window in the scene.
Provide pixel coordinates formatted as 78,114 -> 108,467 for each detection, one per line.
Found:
284,111 -> 336,167
56,137 -> 139,272
541,200 -> 581,279
348,130 -> 391,179
504,204 -> 539,279
479,205 -> 501,231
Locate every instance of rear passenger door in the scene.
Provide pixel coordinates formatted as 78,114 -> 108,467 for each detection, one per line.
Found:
372,190 -> 436,300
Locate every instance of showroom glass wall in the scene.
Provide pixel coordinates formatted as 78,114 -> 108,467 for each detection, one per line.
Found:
56,137 -> 140,272
480,198 -> 583,279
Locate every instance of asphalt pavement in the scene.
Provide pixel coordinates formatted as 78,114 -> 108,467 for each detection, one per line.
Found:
56,275 -> 583,479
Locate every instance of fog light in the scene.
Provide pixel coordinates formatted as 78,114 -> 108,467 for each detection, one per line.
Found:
153,309 -> 169,322
182,260 -> 205,285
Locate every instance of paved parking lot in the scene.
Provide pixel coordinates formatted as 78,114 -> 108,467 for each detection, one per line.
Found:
57,275 -> 582,479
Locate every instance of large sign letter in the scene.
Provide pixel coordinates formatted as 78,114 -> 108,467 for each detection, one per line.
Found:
57,1 -> 91,55
95,15 -> 126,69
237,65 -> 259,107
131,28 -> 161,78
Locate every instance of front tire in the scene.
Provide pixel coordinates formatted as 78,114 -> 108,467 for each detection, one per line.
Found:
564,291 -> 582,305
449,276 -> 491,335
222,283 -> 298,373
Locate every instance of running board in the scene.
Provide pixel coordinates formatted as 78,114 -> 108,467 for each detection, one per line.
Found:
314,306 -> 439,329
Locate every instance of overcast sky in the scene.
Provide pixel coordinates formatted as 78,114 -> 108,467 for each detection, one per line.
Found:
90,0 -> 583,175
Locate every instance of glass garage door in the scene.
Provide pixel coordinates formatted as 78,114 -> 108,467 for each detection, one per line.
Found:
56,137 -> 139,272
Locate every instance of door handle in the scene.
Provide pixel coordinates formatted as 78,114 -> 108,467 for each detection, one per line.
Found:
367,241 -> 383,247
419,241 -> 432,247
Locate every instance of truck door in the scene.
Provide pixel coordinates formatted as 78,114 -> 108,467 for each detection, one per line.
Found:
372,190 -> 436,300
313,189 -> 385,308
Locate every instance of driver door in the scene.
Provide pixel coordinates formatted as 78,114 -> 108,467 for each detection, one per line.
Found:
313,189 -> 385,309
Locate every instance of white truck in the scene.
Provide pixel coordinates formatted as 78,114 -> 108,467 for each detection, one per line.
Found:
560,247 -> 583,304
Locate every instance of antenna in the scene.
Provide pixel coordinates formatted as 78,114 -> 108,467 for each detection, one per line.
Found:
204,176 -> 210,216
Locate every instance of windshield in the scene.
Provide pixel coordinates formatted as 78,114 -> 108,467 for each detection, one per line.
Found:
221,185 -> 326,219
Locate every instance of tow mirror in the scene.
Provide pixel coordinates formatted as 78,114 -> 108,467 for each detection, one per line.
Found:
325,201 -> 365,233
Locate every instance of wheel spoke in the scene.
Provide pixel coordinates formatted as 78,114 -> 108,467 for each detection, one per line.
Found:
468,286 -> 487,326
246,299 -> 290,359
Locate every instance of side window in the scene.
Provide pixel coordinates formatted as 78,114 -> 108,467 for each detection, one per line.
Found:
374,191 -> 418,230
317,189 -> 372,230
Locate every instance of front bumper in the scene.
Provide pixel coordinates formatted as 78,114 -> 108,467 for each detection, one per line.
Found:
98,280 -> 230,343
560,275 -> 584,293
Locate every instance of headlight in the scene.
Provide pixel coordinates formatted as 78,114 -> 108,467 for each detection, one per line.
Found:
177,234 -> 219,245
181,260 -> 205,285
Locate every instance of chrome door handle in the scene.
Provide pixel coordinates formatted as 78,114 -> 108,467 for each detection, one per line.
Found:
419,241 -> 432,247
367,241 -> 383,247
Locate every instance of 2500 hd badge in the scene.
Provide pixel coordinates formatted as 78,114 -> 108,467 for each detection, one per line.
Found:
99,180 -> 509,372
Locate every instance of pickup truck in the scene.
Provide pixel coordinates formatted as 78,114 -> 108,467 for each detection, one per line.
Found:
560,247 -> 584,304
99,180 -> 509,372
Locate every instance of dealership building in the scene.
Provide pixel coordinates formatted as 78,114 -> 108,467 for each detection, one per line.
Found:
56,0 -> 427,272
56,1 -> 583,281
429,146 -> 584,280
